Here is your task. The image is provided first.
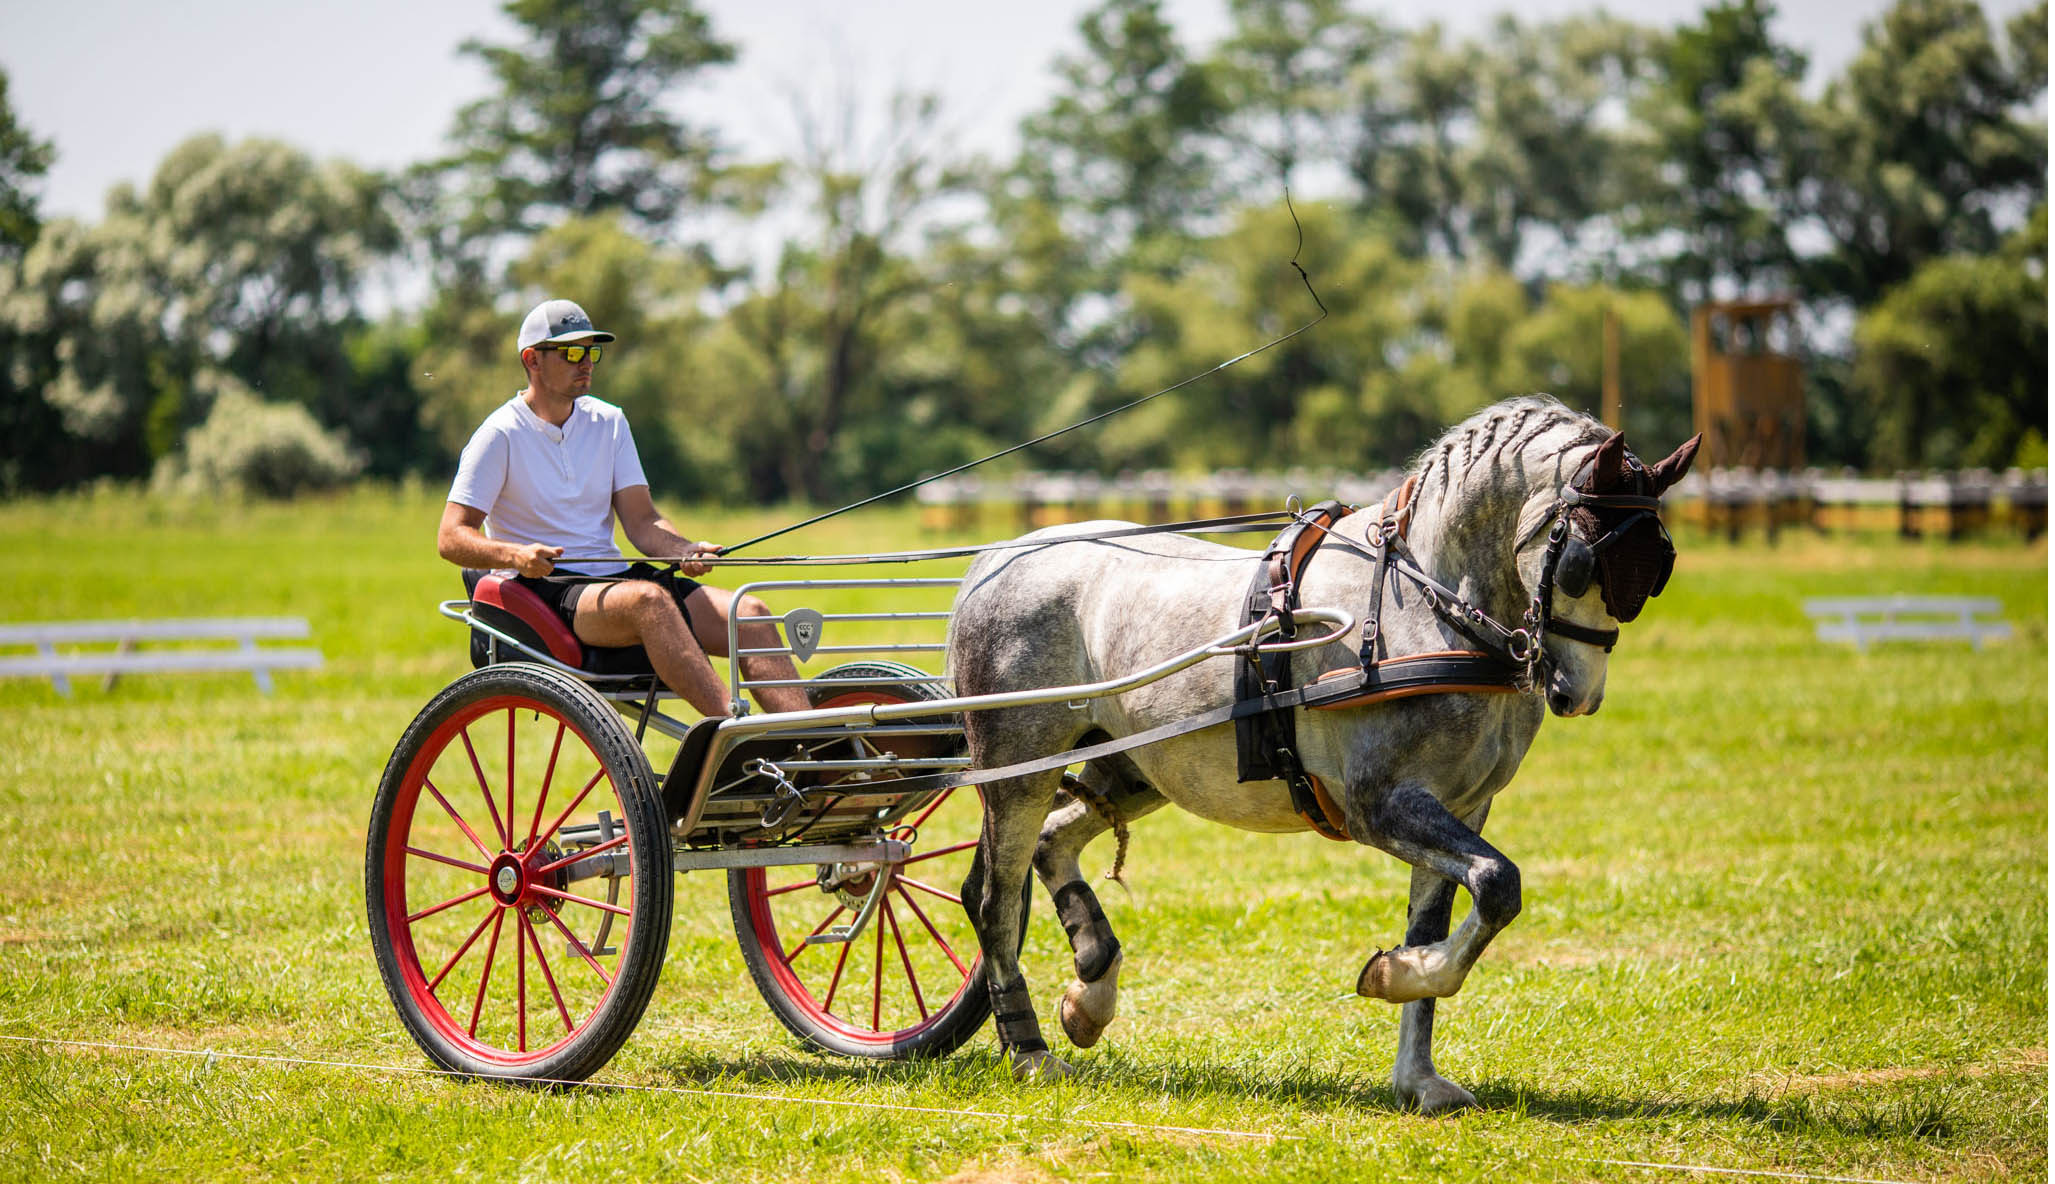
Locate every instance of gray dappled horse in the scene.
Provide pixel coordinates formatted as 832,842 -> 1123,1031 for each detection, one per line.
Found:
945,396 -> 1700,1113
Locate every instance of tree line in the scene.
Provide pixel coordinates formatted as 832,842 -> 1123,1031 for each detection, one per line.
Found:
0,0 -> 2044,503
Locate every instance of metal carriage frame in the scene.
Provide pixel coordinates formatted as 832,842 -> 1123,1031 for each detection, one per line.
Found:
364,568 -> 1349,1082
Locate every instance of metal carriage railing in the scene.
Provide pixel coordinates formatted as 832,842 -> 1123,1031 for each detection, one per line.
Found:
686,576 -> 971,851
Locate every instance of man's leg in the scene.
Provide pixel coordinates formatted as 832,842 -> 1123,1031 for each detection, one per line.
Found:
681,585 -> 812,715
571,580 -> 732,718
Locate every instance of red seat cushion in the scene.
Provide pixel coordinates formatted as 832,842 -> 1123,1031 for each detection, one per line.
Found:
471,575 -> 584,666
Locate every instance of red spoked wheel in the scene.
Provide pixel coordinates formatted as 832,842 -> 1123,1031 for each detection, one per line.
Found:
727,663 -> 993,1059
365,664 -> 671,1082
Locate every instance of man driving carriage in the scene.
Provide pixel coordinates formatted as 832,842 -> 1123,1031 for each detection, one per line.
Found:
435,298 -> 810,719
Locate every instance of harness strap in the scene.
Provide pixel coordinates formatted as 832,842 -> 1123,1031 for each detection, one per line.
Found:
1234,501 -> 1349,831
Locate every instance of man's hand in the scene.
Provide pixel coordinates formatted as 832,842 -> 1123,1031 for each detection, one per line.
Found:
514,543 -> 563,578
678,541 -> 719,578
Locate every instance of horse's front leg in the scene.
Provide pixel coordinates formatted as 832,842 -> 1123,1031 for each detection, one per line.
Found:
1391,860 -> 1478,1114
1354,784 -> 1519,1006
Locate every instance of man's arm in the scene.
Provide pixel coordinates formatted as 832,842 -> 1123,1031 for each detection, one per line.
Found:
437,501 -> 561,577
614,485 -> 715,577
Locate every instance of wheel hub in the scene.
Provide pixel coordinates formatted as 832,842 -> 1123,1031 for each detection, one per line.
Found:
488,853 -> 527,906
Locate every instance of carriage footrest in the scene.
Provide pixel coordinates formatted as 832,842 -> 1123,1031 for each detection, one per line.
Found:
671,838 -> 909,872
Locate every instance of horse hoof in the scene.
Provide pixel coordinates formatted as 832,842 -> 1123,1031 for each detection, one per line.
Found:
1398,1073 -> 1478,1115
1058,951 -> 1122,1048
1010,1048 -> 1074,1083
1356,947 -> 1436,1003
1357,948 -> 1396,1000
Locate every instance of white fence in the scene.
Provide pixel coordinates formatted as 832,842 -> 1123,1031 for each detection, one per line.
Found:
913,467 -> 2048,540
1803,598 -> 2013,652
0,618 -> 324,695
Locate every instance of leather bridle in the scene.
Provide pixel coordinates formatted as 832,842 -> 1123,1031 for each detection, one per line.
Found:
1358,460 -> 1677,691
1527,485 -> 1671,653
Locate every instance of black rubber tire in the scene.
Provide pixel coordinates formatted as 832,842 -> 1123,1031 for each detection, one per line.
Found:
366,663 -> 672,1082
726,662 -> 1002,1059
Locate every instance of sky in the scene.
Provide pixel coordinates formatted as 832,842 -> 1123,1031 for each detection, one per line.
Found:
7,0 -> 2037,225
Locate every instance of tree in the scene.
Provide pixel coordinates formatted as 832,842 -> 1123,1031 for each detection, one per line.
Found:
1806,0 -> 2047,309
1206,0 -> 1381,199
1851,207 -> 2047,471
691,90 -> 989,504
1494,281 -> 1694,449
0,69 -> 53,256
1347,16 -> 1658,274
1104,201 -> 1435,472
0,67 -> 74,494
1462,16 -> 1660,277
1627,0 -> 1813,306
432,0 -> 735,257
2,135 -> 398,484
1346,22 -> 1480,261
1015,0 -> 1227,257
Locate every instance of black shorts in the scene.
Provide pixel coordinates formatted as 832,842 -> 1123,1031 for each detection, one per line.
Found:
514,562 -> 701,633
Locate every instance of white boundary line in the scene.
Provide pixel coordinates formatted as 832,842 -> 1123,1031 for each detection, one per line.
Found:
1,1034 -> 1936,1181
1594,1158 -> 1918,1184
0,1034 -> 1291,1143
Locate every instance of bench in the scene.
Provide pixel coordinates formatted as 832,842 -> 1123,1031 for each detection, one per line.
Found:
0,618 -> 324,695
1802,597 -> 2013,652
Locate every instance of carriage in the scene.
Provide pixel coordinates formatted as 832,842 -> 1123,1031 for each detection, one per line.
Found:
362,558 -> 1349,1082
365,397 -> 1698,1109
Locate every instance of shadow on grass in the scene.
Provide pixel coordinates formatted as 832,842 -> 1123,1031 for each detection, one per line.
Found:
1472,1082 -> 1965,1141
629,1044 -> 1964,1143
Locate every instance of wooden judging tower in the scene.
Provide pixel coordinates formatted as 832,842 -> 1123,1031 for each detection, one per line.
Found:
1691,298 -> 1804,470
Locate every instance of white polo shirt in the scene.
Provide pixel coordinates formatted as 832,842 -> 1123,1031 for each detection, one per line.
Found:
449,394 -> 648,576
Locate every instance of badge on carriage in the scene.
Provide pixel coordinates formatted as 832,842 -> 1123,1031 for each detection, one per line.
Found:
784,608 -> 824,662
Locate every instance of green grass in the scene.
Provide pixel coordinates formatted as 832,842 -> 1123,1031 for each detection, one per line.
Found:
0,486 -> 2043,1182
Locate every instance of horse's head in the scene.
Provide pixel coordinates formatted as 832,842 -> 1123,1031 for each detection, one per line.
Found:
1521,429 -> 1701,716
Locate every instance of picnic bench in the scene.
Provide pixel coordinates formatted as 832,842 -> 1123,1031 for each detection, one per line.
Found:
0,618 -> 324,695
1803,597 -> 2013,652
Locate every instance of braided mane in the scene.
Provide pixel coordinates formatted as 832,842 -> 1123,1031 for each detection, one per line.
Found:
1409,395 -> 1611,506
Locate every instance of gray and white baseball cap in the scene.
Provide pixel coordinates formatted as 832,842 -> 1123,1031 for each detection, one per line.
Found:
516,299 -> 616,352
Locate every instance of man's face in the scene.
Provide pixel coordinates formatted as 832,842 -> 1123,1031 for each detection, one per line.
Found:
526,342 -> 601,397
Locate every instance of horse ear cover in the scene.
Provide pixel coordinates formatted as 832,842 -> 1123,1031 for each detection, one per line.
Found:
1645,433 -> 1703,495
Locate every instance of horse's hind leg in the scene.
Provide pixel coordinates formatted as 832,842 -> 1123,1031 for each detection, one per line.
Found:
963,765 -> 1068,1079
1033,755 -> 1166,1048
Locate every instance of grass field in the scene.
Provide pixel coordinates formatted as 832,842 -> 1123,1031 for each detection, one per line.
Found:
0,485 -> 2044,1183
